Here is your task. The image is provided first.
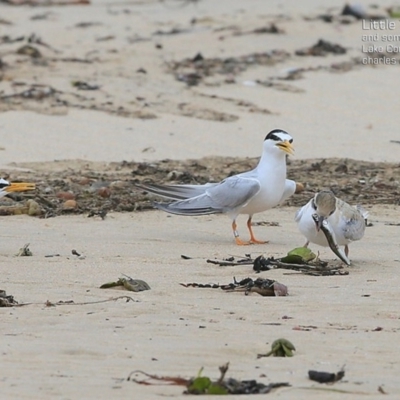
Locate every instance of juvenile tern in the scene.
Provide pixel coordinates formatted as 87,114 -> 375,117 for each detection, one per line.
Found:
0,178 -> 35,198
137,129 -> 301,245
295,190 -> 368,260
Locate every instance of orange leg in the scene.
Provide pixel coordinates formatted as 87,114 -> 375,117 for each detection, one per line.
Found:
232,221 -> 251,245
247,216 -> 268,244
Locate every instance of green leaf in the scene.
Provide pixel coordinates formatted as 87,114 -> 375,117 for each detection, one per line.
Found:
281,343 -> 293,357
287,247 -> 316,262
188,376 -> 212,394
279,254 -> 305,264
277,338 -> 296,351
207,384 -> 229,394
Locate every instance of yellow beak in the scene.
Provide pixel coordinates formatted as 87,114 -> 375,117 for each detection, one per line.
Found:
276,140 -> 294,156
5,182 -> 36,193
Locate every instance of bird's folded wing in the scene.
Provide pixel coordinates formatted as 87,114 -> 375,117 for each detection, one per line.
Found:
206,176 -> 261,210
343,220 -> 366,241
135,182 -> 216,200
154,176 -> 260,215
338,201 -> 367,241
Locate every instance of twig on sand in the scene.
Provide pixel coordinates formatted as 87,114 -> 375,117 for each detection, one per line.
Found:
9,296 -> 137,307
1,0 -> 89,5
206,258 -> 254,266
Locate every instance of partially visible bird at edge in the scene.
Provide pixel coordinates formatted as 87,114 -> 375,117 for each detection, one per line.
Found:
0,178 -> 36,199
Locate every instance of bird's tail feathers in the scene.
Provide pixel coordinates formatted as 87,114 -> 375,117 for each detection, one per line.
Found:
135,182 -> 209,201
154,201 -> 220,216
356,205 -> 369,223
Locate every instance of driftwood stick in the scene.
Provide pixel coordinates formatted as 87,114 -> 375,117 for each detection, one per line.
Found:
272,260 -> 342,271
206,259 -> 253,266
3,296 -> 137,308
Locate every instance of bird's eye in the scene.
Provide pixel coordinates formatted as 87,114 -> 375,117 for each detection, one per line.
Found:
289,139 -> 293,144
0,183 -> 9,189
311,200 -> 316,210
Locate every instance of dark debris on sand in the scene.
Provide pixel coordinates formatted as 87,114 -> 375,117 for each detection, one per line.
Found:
167,50 -> 291,86
3,157 -> 400,218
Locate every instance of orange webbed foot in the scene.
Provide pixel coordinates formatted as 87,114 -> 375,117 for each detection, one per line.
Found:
249,238 -> 269,244
247,218 -> 268,245
235,237 -> 253,246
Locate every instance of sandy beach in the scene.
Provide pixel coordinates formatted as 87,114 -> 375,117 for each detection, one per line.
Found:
1,0 -> 400,398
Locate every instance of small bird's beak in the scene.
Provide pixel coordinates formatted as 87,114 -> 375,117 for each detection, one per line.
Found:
5,182 -> 36,193
276,140 -> 294,156
313,214 -> 325,232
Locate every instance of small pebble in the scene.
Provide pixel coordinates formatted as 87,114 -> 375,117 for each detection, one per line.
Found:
97,187 -> 111,198
56,191 -> 75,200
27,199 -> 42,216
63,199 -> 77,210
79,177 -> 92,185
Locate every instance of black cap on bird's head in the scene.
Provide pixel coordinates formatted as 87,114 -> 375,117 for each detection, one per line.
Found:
0,178 -> 9,190
264,129 -> 294,156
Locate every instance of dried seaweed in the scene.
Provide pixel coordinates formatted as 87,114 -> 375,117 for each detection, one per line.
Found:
257,338 -> 296,358
0,290 -> 18,307
295,39 -> 347,56
100,275 -> 151,292
308,368 -> 345,384
2,157 -> 399,219
127,363 -> 290,395
205,249 -> 347,276
180,277 -> 288,296
167,50 -> 290,86
253,255 -> 348,276
15,243 -> 32,256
